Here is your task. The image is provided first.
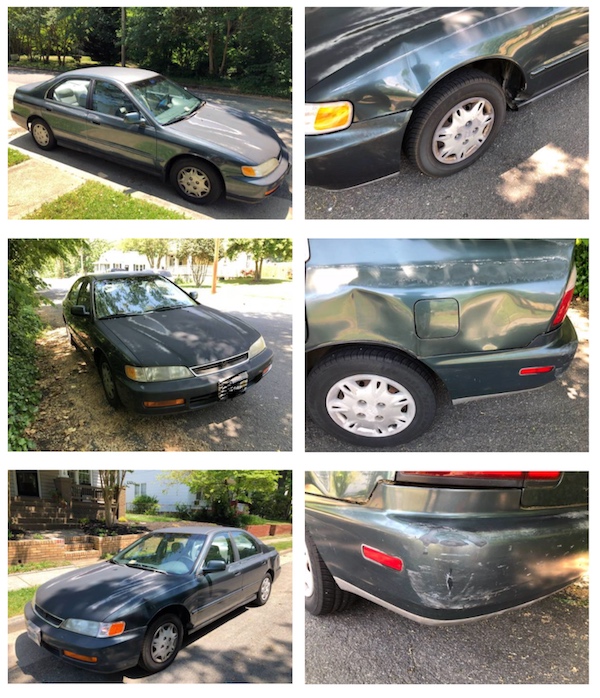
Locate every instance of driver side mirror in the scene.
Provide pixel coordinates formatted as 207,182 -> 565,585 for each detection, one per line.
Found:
203,559 -> 226,572
71,305 -> 90,317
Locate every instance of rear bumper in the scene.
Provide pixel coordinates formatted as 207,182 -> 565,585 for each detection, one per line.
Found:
115,348 -> 273,414
424,317 -> 578,400
305,110 -> 412,189
306,482 -> 589,623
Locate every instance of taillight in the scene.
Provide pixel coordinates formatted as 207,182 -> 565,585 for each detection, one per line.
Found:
395,472 -> 561,487
551,265 -> 576,328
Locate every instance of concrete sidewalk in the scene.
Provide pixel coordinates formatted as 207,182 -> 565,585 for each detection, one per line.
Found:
7,146 -> 212,220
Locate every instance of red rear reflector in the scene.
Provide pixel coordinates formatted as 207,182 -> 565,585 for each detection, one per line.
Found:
519,366 -> 554,375
362,545 -> 403,571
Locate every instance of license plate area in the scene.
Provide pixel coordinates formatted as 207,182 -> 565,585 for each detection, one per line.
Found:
26,620 -> 42,646
218,371 -> 248,400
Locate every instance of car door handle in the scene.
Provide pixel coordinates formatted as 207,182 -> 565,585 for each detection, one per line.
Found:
234,571 -> 242,576
89,117 -> 102,124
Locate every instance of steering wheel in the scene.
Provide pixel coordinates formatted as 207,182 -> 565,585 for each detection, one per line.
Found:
157,95 -> 172,110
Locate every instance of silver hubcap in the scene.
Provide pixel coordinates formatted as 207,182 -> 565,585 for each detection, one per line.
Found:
432,97 -> 494,163
150,622 -> 178,663
101,363 -> 116,400
304,542 -> 314,598
177,167 -> 210,198
260,576 -> 271,602
326,373 -> 417,438
32,123 -> 50,146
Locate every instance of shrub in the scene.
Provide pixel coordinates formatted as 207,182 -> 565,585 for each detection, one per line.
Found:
573,239 -> 589,300
131,495 -> 160,515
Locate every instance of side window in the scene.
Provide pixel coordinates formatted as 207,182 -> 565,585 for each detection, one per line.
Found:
206,534 -> 234,565
67,279 -> 84,303
92,81 -> 136,117
49,79 -> 90,108
76,280 -> 91,311
231,532 -> 260,559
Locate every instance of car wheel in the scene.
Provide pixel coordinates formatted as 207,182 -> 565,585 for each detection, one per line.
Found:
404,68 -> 506,176
169,158 -> 224,205
305,531 -> 354,615
30,118 -> 57,151
306,348 -> 436,447
254,573 -> 273,606
139,613 -> 184,673
99,357 -> 121,409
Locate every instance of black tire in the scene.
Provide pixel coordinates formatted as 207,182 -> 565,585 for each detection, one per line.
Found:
30,117 -> 57,151
253,573 -> 273,606
169,157 -> 224,205
138,613 -> 184,673
306,348 -> 437,447
404,68 -> 506,177
305,530 -> 354,615
98,357 -> 121,409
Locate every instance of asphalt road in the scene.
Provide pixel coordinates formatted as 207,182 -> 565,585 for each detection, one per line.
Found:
8,68 -> 292,219
8,555 -> 292,684
306,303 -> 588,453
305,580 -> 588,684
306,75 -> 588,220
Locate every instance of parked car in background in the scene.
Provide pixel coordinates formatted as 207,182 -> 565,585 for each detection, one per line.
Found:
305,239 -> 578,447
305,471 -> 588,623
305,7 -> 589,188
12,66 -> 290,204
25,527 -> 280,673
63,271 -> 273,413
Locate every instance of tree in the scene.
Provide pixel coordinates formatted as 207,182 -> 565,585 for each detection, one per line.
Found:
120,238 -> 171,269
176,238 -> 223,286
226,238 -> 292,280
162,470 -> 280,515
98,470 -> 131,526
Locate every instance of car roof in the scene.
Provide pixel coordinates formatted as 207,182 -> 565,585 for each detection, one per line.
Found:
150,526 -> 243,536
56,66 -> 160,85
82,271 -> 165,281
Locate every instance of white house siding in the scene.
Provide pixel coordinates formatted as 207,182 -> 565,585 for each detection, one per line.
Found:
125,471 -> 197,512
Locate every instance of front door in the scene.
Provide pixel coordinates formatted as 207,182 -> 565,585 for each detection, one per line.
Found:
16,471 -> 40,497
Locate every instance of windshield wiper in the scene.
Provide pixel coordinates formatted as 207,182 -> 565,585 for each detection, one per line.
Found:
125,561 -> 167,574
102,312 -> 142,319
163,101 -> 205,125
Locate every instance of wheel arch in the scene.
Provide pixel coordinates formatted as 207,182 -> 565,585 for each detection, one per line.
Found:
146,604 -> 191,633
164,153 -> 226,189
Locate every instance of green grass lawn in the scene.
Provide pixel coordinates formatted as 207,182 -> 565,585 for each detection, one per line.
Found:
8,587 -> 37,618
8,148 -> 30,167
9,560 -> 71,575
24,181 -> 189,220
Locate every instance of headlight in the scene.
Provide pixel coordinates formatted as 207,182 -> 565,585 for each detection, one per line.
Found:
61,618 -> 126,638
125,365 -> 193,382
241,157 -> 279,178
305,101 -> 353,135
248,336 -> 266,359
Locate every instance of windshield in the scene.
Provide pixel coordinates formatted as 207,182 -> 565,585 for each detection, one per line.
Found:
94,276 -> 197,319
112,532 -> 207,575
129,76 -> 202,125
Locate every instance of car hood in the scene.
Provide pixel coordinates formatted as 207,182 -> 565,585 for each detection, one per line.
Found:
165,102 -> 283,163
34,561 -> 187,622
99,305 -> 260,367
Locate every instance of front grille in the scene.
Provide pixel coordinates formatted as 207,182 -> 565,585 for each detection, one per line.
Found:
190,352 -> 248,377
34,603 -> 63,628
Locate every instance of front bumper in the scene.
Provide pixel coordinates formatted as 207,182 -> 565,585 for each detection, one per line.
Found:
115,348 -> 273,414
305,110 -> 412,189
424,317 -> 578,400
225,150 -> 291,203
24,602 -> 145,673
306,483 -> 589,623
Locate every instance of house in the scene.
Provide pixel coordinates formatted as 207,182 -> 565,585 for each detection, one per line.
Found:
8,470 -> 125,530
125,471 -> 205,513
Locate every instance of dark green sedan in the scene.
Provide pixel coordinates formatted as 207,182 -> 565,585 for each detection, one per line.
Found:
11,66 -> 290,205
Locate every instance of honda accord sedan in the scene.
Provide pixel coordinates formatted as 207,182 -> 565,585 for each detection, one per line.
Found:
11,66 -> 290,204
63,271 -> 273,413
306,471 -> 588,623
25,527 -> 280,673
305,7 -> 589,188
